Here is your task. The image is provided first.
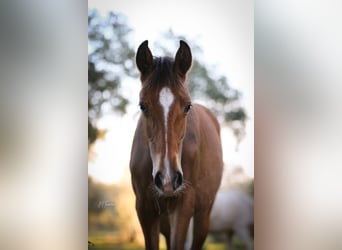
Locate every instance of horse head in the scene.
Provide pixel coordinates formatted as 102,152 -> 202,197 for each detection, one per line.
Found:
136,40 -> 192,196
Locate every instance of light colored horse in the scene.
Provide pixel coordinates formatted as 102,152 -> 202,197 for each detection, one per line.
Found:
186,189 -> 254,250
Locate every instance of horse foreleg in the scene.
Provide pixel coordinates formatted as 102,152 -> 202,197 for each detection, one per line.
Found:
168,194 -> 194,250
160,214 -> 171,250
168,210 -> 192,250
190,210 -> 211,250
184,217 -> 194,250
136,200 -> 160,250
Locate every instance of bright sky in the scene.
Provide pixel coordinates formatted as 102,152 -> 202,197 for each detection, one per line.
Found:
88,0 -> 254,183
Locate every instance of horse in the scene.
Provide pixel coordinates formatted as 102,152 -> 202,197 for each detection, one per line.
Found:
129,40 -> 223,250
210,189 -> 254,250
185,189 -> 254,250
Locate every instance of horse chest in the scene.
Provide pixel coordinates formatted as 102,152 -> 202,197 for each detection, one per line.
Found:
154,198 -> 179,215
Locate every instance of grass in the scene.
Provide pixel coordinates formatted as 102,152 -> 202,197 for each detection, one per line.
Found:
89,230 -> 246,250
88,243 -> 226,250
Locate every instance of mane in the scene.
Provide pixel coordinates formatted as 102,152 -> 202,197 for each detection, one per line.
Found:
146,57 -> 182,89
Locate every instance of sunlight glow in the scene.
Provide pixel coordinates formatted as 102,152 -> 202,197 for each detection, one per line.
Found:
88,0 -> 254,183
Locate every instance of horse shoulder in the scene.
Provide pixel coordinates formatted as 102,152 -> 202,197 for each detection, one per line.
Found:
193,104 -> 221,135
182,104 -> 221,156
192,104 -> 223,172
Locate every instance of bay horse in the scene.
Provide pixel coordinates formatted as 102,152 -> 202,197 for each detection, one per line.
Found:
130,40 -> 223,250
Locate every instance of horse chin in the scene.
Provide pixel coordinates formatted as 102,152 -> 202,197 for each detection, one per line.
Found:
154,187 -> 177,198
151,183 -> 187,199
161,191 -> 176,198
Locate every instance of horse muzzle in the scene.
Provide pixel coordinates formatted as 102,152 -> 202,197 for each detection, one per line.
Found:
154,170 -> 183,196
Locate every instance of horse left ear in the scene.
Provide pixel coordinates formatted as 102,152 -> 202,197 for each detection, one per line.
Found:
174,40 -> 192,78
136,40 -> 153,76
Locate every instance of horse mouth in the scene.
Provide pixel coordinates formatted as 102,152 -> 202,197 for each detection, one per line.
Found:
161,190 -> 178,198
151,183 -> 187,198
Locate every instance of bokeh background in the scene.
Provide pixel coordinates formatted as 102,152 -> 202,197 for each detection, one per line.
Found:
87,1 -> 253,249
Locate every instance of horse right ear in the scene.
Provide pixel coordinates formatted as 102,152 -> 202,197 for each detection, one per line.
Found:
174,40 -> 192,78
136,40 -> 153,76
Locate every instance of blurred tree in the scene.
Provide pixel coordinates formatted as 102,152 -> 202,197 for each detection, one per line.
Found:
88,10 -> 136,146
221,165 -> 253,193
153,30 -> 247,145
88,10 -> 247,147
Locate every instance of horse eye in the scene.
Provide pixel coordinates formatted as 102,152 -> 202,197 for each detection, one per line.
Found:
139,103 -> 148,113
184,103 -> 192,113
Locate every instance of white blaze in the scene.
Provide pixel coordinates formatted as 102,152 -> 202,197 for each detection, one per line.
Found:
151,152 -> 161,177
159,87 -> 174,180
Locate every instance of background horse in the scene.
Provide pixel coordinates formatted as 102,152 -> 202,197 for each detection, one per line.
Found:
210,189 -> 254,250
186,189 -> 254,250
130,40 -> 223,250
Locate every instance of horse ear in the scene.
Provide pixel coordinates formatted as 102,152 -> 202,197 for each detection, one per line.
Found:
174,40 -> 192,78
136,40 -> 153,75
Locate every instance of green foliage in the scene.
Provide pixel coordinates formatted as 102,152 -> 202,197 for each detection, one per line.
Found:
189,59 -> 247,141
154,30 -> 247,143
88,11 -> 247,146
88,10 -> 136,145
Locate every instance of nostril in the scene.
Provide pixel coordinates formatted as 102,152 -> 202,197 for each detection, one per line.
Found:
154,171 -> 163,191
173,171 -> 183,190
